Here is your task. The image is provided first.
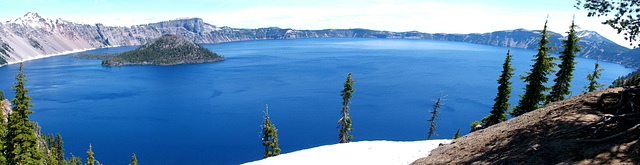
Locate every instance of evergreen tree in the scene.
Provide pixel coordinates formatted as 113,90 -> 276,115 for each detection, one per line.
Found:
261,104 -> 281,158
427,92 -> 445,140
452,128 -> 461,139
54,133 -> 65,164
0,90 -> 6,164
512,18 -> 557,117
130,153 -> 138,165
585,60 -> 605,92
67,153 -> 81,165
5,62 -> 43,164
549,17 -> 582,103
86,145 -> 95,165
485,49 -> 515,127
338,73 -> 356,143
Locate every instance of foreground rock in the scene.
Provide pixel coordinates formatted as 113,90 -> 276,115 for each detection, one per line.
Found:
412,87 -> 640,164
100,34 -> 224,66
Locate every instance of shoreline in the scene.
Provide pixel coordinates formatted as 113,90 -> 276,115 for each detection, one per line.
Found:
3,45 -> 123,66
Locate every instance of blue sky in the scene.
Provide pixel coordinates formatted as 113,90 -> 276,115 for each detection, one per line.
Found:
0,0 -> 631,47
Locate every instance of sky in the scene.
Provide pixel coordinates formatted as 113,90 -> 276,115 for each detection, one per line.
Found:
0,0 -> 633,48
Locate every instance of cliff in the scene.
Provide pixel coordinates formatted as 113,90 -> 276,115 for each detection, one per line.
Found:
100,34 -> 224,66
0,12 -> 636,67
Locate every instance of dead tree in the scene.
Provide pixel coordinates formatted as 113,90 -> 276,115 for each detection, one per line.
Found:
427,91 -> 446,140
579,87 -> 640,142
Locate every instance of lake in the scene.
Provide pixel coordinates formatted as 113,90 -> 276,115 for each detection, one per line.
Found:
0,38 -> 633,164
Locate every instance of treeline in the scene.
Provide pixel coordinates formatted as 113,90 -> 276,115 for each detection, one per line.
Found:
470,17 -> 606,131
0,63 -> 138,165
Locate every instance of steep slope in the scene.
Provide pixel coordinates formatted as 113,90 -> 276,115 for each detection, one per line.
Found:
412,87 -> 640,164
101,34 -> 224,66
0,12 -> 636,67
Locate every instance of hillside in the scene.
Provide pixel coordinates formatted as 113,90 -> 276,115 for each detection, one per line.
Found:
0,12 -> 637,67
412,87 -> 640,164
98,34 -> 224,66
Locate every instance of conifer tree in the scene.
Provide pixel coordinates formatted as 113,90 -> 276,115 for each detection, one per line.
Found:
130,153 -> 138,165
513,18 -> 557,117
338,73 -> 356,143
67,153 -> 81,165
5,62 -> 43,164
549,17 -> 582,103
452,128 -> 461,139
54,133 -> 65,164
0,90 -> 6,164
485,49 -> 515,127
261,104 -> 280,158
585,60 -> 605,92
427,92 -> 445,140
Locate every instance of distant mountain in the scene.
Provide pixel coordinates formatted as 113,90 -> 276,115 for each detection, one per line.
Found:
97,34 -> 224,66
0,12 -> 637,68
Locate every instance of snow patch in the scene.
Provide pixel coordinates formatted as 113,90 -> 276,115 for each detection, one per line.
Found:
243,140 -> 451,165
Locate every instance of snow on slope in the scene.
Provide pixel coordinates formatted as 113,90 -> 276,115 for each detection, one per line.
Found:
243,140 -> 451,165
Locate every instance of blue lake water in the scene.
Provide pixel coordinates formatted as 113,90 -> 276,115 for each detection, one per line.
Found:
0,38 -> 633,164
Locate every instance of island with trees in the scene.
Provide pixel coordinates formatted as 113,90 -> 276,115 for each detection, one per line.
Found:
78,34 -> 225,66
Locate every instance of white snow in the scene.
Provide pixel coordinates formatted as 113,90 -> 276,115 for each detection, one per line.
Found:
243,140 -> 451,165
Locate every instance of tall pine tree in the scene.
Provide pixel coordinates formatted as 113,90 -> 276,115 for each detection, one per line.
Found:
5,62 -> 43,164
338,73 -> 356,143
261,104 -> 280,158
549,17 -> 582,103
585,60 -> 605,92
512,18 -> 557,117
484,49 -> 515,127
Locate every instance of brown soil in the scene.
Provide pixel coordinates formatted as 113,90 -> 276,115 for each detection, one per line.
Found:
412,87 -> 640,164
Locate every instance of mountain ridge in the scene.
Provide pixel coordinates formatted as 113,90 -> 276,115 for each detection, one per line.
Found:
0,12 -> 636,67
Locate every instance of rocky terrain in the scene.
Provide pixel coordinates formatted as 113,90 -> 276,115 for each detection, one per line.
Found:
0,12 -> 636,67
86,34 -> 225,66
412,87 -> 640,164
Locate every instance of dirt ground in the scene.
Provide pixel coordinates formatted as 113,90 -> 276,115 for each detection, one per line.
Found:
412,87 -> 640,164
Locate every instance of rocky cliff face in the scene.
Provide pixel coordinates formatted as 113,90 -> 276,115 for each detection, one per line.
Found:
0,12 -> 636,67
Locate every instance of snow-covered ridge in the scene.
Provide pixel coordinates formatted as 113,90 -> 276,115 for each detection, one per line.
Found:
243,140 -> 451,165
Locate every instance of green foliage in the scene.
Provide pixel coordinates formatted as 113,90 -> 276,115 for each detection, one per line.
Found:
549,18 -> 582,103
66,153 -> 82,165
28,38 -> 43,51
338,73 -> 356,143
585,60 -> 606,92
130,153 -> 138,165
452,128 -> 461,139
261,105 -> 281,158
5,62 -> 43,164
427,92 -> 445,140
612,69 -> 640,87
577,0 -> 640,47
513,18 -> 557,117
470,121 -> 482,130
86,145 -> 97,165
486,49 -> 515,127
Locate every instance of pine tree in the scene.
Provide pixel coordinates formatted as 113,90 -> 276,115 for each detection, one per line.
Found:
549,17 -> 582,103
54,133 -> 65,164
338,73 -> 356,143
585,60 -> 605,92
512,18 -> 557,117
67,153 -> 81,165
427,92 -> 445,140
86,145 -> 95,165
261,104 -> 280,158
130,153 -> 138,165
0,90 -> 6,164
452,128 -> 461,139
5,62 -> 43,164
485,49 -> 515,127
